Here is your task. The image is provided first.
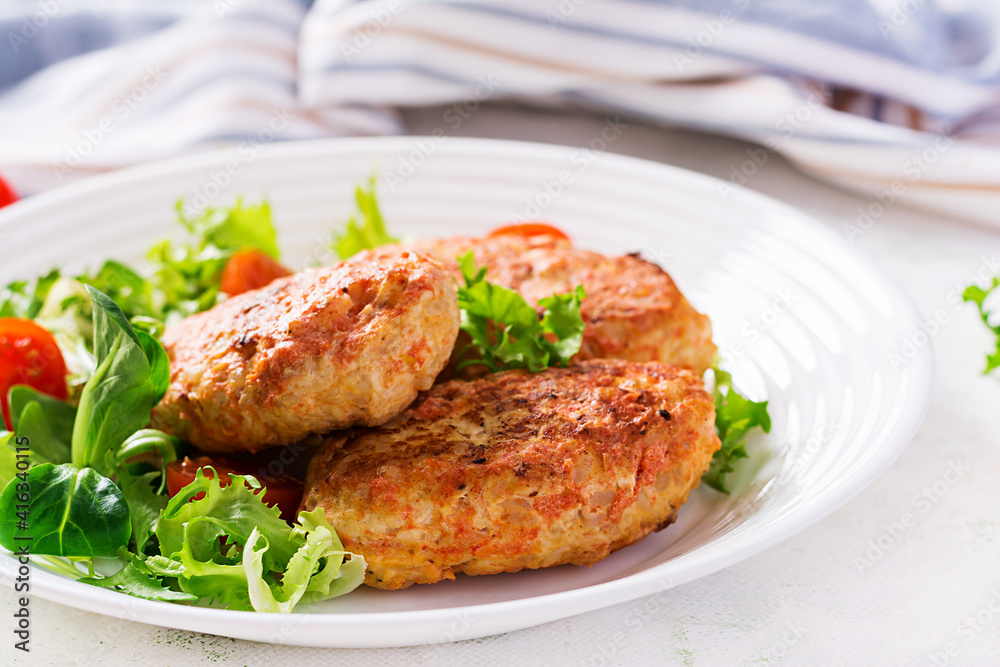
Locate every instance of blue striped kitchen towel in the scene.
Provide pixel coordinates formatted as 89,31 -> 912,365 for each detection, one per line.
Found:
4,0 -> 1000,225
0,0 -> 400,193
298,0 -> 1000,226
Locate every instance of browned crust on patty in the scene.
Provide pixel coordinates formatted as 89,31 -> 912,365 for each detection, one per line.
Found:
301,359 -> 720,589
378,234 -> 716,375
150,250 -> 459,453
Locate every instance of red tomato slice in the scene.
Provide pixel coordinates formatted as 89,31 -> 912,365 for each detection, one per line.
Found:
0,319 -> 68,429
220,249 -> 292,296
0,174 -> 18,209
166,456 -> 304,523
487,222 -> 570,242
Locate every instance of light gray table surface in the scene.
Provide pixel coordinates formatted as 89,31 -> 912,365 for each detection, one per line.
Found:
3,105 -> 998,666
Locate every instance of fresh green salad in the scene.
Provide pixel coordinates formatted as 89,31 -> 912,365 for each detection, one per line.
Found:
0,194 -> 368,612
0,176 -> 768,612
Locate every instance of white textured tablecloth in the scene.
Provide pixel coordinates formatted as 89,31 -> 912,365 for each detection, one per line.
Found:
3,106 -> 999,666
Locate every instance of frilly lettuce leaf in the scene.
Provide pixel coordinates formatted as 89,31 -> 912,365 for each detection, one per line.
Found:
153,468 -> 364,611
157,468 -> 296,568
963,278 -> 1000,374
703,367 -> 771,494
331,175 -> 399,259
244,509 -> 366,613
456,252 -> 586,373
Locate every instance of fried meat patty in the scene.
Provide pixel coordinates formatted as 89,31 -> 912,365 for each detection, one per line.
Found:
150,250 -> 459,453
384,234 -> 716,374
301,359 -> 720,589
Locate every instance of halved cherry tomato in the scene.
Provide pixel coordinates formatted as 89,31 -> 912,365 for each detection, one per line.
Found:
0,174 -> 18,209
219,249 -> 292,296
487,222 -> 570,242
166,456 -> 304,522
0,318 -> 68,429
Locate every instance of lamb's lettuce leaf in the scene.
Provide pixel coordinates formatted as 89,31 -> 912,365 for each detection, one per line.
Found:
154,468 -> 364,611
0,463 -> 131,557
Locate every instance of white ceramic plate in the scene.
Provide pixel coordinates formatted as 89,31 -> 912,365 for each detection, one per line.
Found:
0,137 -> 933,648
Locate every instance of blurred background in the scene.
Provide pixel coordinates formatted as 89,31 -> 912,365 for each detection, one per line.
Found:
2,0 -> 1000,225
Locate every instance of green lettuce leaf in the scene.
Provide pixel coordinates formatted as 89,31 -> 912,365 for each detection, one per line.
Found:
331,175 -> 399,259
703,367 -> 772,494
456,252 -> 586,373
154,468 -> 363,611
0,463 -> 131,557
4,198 -> 281,352
9,402 -> 71,466
157,468 -> 297,568
76,260 -> 153,325
537,287 -> 588,362
181,199 -> 279,260
143,199 -> 279,324
136,331 -> 170,405
9,386 -> 76,441
80,558 -> 197,603
963,278 -> 1000,374
243,508 -> 366,613
70,286 -> 161,473
116,467 -> 169,555
0,432 -> 17,489
8,386 -> 76,465
0,268 -> 60,319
